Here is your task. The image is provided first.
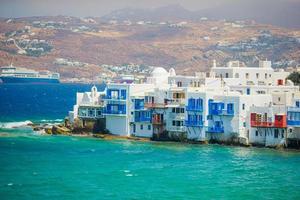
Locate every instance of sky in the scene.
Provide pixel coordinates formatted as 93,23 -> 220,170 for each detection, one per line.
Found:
0,0 -> 249,17
0,0 -> 300,21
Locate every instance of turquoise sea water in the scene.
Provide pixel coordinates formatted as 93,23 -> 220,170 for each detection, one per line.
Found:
1,84 -> 300,199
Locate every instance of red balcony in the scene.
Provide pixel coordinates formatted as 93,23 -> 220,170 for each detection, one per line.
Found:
152,114 -> 165,125
152,119 -> 164,125
274,115 -> 287,128
250,113 -> 287,128
251,121 -> 274,127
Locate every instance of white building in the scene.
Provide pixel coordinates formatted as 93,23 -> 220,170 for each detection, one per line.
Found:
69,59 -> 300,147
69,86 -> 105,124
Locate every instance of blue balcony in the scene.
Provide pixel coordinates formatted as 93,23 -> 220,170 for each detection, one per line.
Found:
135,116 -> 152,122
104,104 -> 126,115
209,101 -> 234,116
287,107 -> 300,126
186,98 -> 203,112
287,120 -> 300,126
135,111 -> 151,122
226,109 -> 234,115
104,109 -> 126,115
207,126 -> 224,133
104,89 -> 127,100
134,99 -> 145,110
186,105 -> 203,112
185,120 -> 204,127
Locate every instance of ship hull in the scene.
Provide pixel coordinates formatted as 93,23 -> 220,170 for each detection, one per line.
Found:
0,77 -> 60,84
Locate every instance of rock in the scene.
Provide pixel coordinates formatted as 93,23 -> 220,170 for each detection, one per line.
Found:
33,126 -> 43,131
44,126 -> 53,134
52,125 -> 71,135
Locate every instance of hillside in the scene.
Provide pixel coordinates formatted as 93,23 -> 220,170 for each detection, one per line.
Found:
0,15 -> 299,81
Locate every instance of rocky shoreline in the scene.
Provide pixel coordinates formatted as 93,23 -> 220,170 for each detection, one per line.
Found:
28,121 -> 300,151
30,122 -> 151,142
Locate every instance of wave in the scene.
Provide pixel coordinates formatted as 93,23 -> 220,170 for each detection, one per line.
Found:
0,120 -> 33,129
39,119 -> 63,123
0,118 -> 63,130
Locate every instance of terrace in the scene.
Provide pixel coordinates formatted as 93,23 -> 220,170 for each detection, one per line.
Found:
186,98 -> 203,112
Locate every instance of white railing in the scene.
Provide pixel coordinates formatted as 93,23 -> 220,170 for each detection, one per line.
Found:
168,126 -> 187,132
287,107 -> 300,112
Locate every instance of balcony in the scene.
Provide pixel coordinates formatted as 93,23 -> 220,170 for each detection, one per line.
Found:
186,105 -> 203,112
186,98 -> 203,112
104,89 -> 127,101
166,99 -> 185,107
251,121 -> 274,127
103,109 -> 126,115
133,99 -> 145,110
209,101 -> 234,116
207,126 -> 224,133
251,121 -> 286,128
152,119 -> 165,125
168,126 -> 186,132
210,109 -> 234,116
250,113 -> 287,128
135,116 -> 151,123
287,107 -> 300,112
103,105 -> 126,115
287,107 -> 300,127
185,120 -> 204,127
78,107 -> 104,119
134,110 -> 152,122
287,120 -> 300,126
103,96 -> 126,101
144,103 -> 167,108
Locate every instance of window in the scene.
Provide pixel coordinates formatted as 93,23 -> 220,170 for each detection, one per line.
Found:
265,73 -> 267,79
246,73 -> 249,79
257,90 -> 266,94
120,89 -> 127,99
227,103 -> 234,112
242,104 -> 245,110
246,88 -> 250,95
89,109 -> 94,116
225,73 -> 229,78
243,122 -> 246,127
278,97 -> 281,102
133,124 -> 136,133
177,81 -> 182,87
274,129 -> 279,138
140,124 -> 143,130
256,73 -> 259,79
148,125 -> 151,130
296,101 -> 300,108
172,121 -> 175,126
111,90 -> 119,99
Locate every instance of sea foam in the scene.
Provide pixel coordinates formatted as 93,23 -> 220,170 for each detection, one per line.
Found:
0,120 -> 33,129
